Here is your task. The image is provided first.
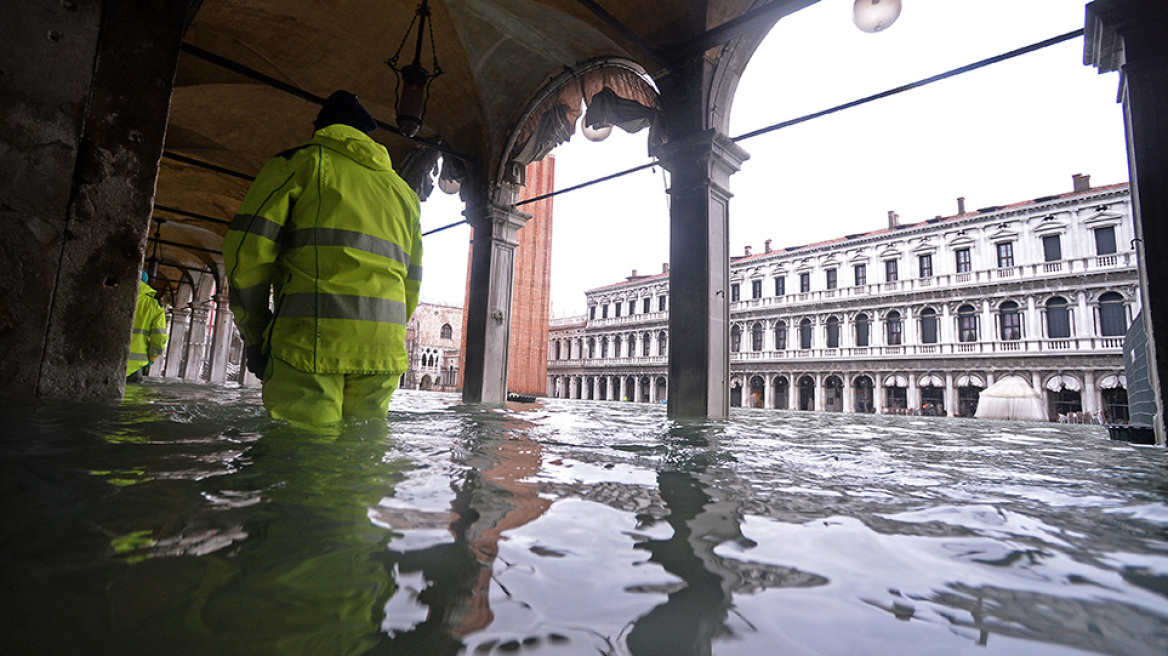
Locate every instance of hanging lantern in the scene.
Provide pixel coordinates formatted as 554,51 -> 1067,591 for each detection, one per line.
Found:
387,0 -> 443,137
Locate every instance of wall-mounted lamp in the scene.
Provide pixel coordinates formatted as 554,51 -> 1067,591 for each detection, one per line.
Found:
387,0 -> 443,137
580,100 -> 612,142
853,0 -> 902,33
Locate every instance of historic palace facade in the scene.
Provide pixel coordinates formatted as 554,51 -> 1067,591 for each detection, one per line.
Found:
548,179 -> 1138,421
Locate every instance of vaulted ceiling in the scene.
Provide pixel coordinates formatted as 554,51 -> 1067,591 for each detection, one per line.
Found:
149,0 -> 819,302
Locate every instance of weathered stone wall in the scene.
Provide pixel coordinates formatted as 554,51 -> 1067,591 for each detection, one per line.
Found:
0,1 -> 188,399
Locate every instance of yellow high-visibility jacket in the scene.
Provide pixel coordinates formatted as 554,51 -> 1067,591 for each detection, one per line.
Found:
127,280 -> 168,375
223,124 -> 422,374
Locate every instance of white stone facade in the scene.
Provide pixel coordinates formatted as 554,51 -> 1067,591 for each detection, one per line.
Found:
404,302 -> 463,391
548,182 -> 1138,422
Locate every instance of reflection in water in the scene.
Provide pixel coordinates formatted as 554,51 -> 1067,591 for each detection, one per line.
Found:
3,386 -> 1168,655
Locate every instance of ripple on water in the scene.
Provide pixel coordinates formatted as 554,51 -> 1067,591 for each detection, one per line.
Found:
2,386 -> 1168,655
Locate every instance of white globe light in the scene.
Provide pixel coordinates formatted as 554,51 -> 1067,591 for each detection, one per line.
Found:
437,175 -> 461,194
853,0 -> 901,33
582,122 -> 612,142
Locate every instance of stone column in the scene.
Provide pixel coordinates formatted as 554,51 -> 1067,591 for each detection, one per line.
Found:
945,372 -> 958,417
814,372 -> 825,412
657,130 -> 749,419
1,1 -> 191,400
764,374 -> 773,410
875,376 -> 886,414
462,203 -> 531,405
843,377 -> 855,413
908,377 -> 919,413
1025,295 -> 1039,345
1075,290 -> 1092,340
1084,371 -> 1099,414
1087,0 -> 1168,442
183,302 -> 211,382
207,293 -> 234,384
941,304 -> 953,345
164,305 -> 191,379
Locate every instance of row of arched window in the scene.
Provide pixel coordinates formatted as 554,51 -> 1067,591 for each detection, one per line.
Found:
552,331 -> 669,360
729,293 -> 1128,352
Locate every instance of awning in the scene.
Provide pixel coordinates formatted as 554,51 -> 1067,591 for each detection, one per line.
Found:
884,374 -> 908,387
919,374 -> 944,387
1098,374 -> 1127,389
956,374 -> 985,388
1045,375 -> 1082,392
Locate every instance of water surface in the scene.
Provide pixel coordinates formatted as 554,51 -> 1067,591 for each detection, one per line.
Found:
3,383 -> 1168,655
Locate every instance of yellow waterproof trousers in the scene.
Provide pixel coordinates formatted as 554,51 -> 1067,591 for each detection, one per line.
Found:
263,358 -> 402,425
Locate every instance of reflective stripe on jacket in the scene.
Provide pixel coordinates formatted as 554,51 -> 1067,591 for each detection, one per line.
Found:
223,124 -> 423,374
127,280 -> 168,375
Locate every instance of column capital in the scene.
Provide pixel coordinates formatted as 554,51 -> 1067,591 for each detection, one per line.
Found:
653,129 -> 750,182
465,202 -> 532,247
1086,0 -> 1168,73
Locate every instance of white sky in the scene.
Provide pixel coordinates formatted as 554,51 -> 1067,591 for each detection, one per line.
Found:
417,0 -> 1129,317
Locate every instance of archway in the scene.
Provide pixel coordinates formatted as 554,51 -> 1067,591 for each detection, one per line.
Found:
749,376 -> 765,408
798,375 -> 815,411
773,375 -> 789,410
824,375 -> 843,412
853,375 -> 875,413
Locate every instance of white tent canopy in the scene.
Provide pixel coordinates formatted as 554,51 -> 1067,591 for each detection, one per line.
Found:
975,376 -> 1048,421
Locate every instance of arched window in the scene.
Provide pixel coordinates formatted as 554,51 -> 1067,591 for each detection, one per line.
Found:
920,308 -> 938,344
588,338 -> 596,359
752,322 -> 764,351
642,333 -> 650,356
826,316 -> 840,348
613,335 -> 622,358
999,301 -> 1021,340
731,325 -> 742,352
1099,292 -> 1127,336
554,340 -> 561,360
800,318 -> 813,350
958,305 -> 978,342
627,334 -> 636,357
855,313 -> 869,347
886,311 -> 903,346
775,321 -> 788,350
1046,297 -> 1071,338
658,331 -> 668,356
440,323 -> 453,339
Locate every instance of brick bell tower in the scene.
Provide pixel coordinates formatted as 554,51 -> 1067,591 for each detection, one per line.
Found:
459,157 -> 554,397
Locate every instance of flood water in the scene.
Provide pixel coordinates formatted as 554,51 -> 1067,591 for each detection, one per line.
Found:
3,383 -> 1168,655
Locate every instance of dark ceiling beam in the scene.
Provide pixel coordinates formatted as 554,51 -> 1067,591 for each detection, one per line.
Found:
153,204 -> 232,226
149,236 -> 222,256
574,0 -> 674,70
179,42 -> 475,163
163,151 -> 254,181
666,0 -> 818,59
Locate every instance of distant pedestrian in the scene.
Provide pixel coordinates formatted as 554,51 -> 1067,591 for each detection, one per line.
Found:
127,271 -> 168,381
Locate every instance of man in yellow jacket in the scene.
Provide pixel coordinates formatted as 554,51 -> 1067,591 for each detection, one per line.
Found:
224,91 -> 422,424
127,271 -> 168,380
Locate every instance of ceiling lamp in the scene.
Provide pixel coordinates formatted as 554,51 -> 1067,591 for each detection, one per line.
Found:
387,0 -> 443,137
853,0 -> 901,33
145,218 -> 165,282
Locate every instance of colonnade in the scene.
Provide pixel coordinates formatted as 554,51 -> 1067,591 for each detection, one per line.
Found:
149,274 -> 253,387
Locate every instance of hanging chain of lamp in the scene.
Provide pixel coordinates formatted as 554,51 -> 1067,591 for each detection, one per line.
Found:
853,0 -> 902,33
386,0 -> 444,137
